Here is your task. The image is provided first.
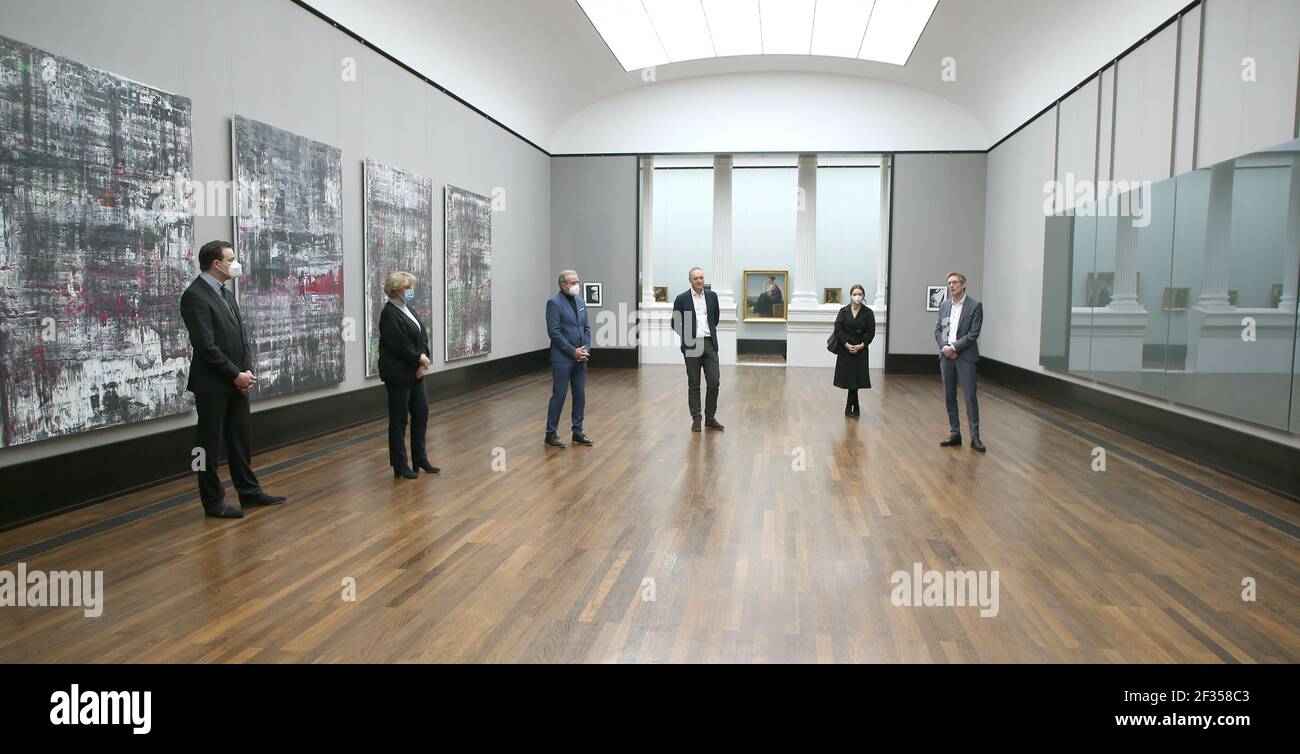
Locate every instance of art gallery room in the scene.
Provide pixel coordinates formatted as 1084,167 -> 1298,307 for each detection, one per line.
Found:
2,0 -> 1300,679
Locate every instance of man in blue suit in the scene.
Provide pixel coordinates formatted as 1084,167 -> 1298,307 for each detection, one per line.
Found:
673,266 -> 725,433
545,269 -> 594,448
934,271 -> 985,452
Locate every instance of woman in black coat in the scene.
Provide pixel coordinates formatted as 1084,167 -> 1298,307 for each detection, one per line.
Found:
378,271 -> 439,479
833,283 -> 875,417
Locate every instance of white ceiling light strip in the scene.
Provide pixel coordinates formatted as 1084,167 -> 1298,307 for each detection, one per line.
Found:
858,0 -> 938,65
700,0 -> 763,58
758,0 -> 817,55
578,0 -> 669,70
643,0 -> 716,61
811,0 -> 876,59
577,0 -> 938,71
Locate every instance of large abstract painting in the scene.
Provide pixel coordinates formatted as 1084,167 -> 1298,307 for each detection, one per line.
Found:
0,35 -> 193,447
232,115 -> 344,398
444,185 -> 491,361
364,159 -> 433,377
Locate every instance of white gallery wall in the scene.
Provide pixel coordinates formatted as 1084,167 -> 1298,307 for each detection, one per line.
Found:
0,0 -> 552,467
552,73 -> 989,154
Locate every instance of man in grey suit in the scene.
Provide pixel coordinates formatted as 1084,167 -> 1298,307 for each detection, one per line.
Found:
934,271 -> 985,452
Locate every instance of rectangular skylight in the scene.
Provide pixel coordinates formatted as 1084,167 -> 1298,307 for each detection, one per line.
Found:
643,0 -> 715,61
701,0 -> 763,57
577,0 -> 938,71
811,0 -> 876,59
759,0 -> 816,55
858,0 -> 938,65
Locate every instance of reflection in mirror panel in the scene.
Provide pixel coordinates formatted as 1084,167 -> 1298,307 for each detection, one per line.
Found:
1068,206 -> 1099,377
1040,137 -> 1300,435
1040,214 -> 1074,372
1085,179 -> 1176,401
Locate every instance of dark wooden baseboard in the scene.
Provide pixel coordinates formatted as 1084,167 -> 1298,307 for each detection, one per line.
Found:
978,357 -> 1300,503
589,348 -> 638,368
0,348 -> 550,531
884,353 -> 939,374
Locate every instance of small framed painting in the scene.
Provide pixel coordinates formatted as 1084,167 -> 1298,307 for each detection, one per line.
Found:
653,285 -> 669,303
926,285 -> 946,312
743,270 -> 788,321
823,287 -> 842,305
1162,286 -> 1190,311
584,282 -> 603,307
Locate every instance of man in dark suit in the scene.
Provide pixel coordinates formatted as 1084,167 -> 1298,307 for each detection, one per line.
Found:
934,271 -> 985,452
544,269 -> 593,448
673,266 -> 724,432
180,240 -> 286,518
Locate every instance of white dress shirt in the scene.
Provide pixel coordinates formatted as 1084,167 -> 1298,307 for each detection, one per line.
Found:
692,289 -> 711,338
946,296 -> 965,347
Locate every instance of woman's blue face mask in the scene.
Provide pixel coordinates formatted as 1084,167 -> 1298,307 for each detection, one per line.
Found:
404,288 -> 415,301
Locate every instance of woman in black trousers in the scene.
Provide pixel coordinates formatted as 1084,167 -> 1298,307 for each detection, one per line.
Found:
378,271 -> 439,479
833,283 -> 875,417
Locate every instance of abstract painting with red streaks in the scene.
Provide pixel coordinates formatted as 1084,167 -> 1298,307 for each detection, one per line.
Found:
0,35 -> 193,448
364,159 -> 433,377
232,115 -> 344,399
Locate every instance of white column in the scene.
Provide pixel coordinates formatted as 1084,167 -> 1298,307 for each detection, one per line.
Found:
639,156 -> 656,306
711,154 -> 738,365
1281,155 -> 1300,311
1196,161 -> 1234,311
873,155 -> 890,309
785,154 -> 837,367
711,154 -> 736,311
1108,194 -> 1145,311
791,154 -> 819,309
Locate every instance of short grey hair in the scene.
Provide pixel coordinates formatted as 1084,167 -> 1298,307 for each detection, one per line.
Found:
558,269 -> 578,286
688,266 -> 704,279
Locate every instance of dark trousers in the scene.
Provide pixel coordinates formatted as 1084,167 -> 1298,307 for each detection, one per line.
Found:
386,381 -> 429,469
193,390 -> 262,510
939,356 -> 980,438
684,336 -> 720,420
546,358 -> 586,434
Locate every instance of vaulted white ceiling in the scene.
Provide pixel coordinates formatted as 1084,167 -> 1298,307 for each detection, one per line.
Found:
303,0 -> 1191,153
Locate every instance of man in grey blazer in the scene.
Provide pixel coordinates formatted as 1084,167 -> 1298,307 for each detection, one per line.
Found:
934,271 -> 985,452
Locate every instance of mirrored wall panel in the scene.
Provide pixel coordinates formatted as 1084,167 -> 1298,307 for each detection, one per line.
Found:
1041,138 -> 1300,434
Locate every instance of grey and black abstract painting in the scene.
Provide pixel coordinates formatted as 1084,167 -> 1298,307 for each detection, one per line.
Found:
364,159 -> 433,377
0,35 -> 194,447
444,185 -> 492,361
232,115 -> 345,398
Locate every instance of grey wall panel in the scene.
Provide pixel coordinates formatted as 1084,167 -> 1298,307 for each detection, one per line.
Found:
888,153 -> 988,355
550,156 -> 638,342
